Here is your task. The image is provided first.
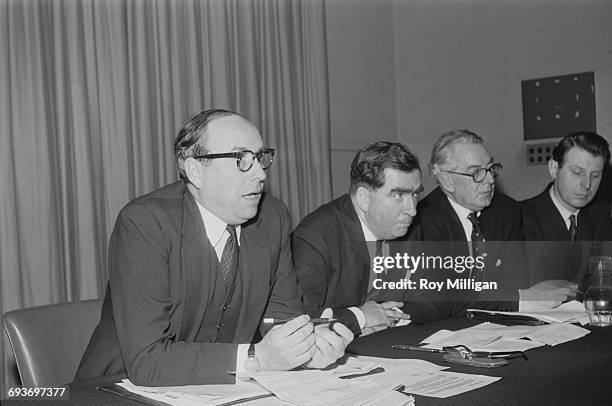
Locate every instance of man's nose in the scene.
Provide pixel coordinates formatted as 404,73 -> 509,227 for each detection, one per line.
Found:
250,158 -> 267,181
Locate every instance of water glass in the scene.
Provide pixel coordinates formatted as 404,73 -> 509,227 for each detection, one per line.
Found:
584,256 -> 612,327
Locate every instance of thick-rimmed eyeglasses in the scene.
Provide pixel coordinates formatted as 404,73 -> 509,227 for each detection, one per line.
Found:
442,163 -> 503,183
193,149 -> 275,172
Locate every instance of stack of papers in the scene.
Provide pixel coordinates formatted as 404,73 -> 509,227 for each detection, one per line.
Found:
110,355 -> 509,404
420,321 -> 590,351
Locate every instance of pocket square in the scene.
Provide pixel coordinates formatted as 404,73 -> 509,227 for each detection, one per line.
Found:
496,259 -> 502,267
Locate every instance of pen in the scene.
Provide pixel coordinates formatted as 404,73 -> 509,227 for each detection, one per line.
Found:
392,344 -> 443,353
263,317 -> 338,325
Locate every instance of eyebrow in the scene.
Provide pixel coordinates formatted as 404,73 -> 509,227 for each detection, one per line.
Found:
390,185 -> 424,194
230,146 -> 266,153
465,158 -> 494,170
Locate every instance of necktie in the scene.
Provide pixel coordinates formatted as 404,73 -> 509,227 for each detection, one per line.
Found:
219,225 -> 239,290
367,240 -> 384,300
568,214 -> 577,243
467,212 -> 487,279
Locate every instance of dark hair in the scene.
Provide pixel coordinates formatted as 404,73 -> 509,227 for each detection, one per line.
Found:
174,109 -> 247,181
552,132 -> 610,167
349,141 -> 420,195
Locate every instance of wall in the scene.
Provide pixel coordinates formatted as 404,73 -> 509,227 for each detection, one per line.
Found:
326,0 -> 398,197
327,0 -> 612,200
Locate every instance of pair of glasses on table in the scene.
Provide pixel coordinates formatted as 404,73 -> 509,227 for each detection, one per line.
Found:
194,149 -> 275,172
392,344 -> 526,368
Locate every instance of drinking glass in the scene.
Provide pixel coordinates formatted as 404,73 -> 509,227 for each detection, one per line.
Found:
584,256 -> 612,327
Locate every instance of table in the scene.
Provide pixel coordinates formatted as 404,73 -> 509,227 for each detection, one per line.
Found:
348,317 -> 612,405
6,318 -> 612,405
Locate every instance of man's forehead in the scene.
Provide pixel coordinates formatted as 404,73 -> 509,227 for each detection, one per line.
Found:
564,146 -> 606,169
206,115 -> 263,150
381,168 -> 422,189
449,142 -> 492,168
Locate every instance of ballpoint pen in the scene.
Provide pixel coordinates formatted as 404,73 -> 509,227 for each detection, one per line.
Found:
392,345 -> 442,353
263,317 -> 338,325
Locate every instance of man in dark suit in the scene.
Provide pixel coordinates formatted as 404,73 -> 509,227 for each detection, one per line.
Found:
76,109 -> 352,386
293,142 -> 420,336
521,132 -> 611,287
406,129 -> 575,323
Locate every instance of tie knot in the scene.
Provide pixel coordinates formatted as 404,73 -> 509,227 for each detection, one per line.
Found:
569,214 -> 577,226
226,225 -> 237,241
467,212 -> 480,225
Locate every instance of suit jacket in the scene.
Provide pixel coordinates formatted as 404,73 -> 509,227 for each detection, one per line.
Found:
404,187 -> 528,323
521,184 -> 612,286
292,194 -> 419,335
76,182 -> 302,386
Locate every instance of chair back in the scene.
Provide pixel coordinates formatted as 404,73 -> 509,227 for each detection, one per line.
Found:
3,299 -> 103,386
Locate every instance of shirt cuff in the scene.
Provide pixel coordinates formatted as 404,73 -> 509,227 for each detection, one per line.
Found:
235,343 -> 250,381
348,306 -> 366,329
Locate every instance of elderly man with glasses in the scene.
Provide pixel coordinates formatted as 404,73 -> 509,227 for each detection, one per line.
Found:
403,129 -> 575,324
75,109 -> 353,386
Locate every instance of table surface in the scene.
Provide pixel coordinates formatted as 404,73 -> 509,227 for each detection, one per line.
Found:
5,318 -> 612,406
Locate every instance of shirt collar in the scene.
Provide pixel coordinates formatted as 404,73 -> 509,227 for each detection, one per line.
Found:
447,195 -> 477,220
549,186 -> 579,225
195,200 -> 241,248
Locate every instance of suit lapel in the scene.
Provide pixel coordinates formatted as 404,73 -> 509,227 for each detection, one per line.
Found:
234,220 -> 269,339
179,189 -> 217,339
339,196 -> 371,300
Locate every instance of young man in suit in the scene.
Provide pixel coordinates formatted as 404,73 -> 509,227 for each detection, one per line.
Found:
521,132 -> 611,287
76,109 -> 352,386
405,130 -> 575,323
292,142 -> 420,336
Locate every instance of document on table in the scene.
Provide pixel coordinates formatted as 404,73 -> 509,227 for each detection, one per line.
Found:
115,379 -> 271,406
467,300 -> 590,325
397,370 -> 500,398
249,369 -> 400,406
420,321 -> 590,351
346,356 -> 500,398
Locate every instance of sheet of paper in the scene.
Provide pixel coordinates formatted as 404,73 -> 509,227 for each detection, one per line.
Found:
251,370 -> 398,406
420,324 -> 543,352
398,370 -> 501,398
523,322 -> 590,346
117,379 -> 271,406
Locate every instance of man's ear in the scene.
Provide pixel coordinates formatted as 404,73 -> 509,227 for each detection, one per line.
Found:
432,165 -> 454,193
548,159 -> 559,179
184,158 -> 203,188
354,186 -> 371,213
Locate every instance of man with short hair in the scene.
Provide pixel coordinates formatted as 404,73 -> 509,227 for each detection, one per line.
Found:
292,142 -> 420,336
521,132 -> 612,286
76,109 -> 352,386
406,129 -> 574,323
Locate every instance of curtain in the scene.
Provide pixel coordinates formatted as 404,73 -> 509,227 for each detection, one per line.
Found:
0,0 -> 331,389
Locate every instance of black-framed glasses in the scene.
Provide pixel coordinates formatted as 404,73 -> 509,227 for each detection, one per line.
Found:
442,163 -> 502,183
193,149 -> 275,172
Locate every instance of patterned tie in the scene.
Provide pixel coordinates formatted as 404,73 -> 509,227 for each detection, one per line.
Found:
568,214 -> 577,243
467,212 -> 487,279
219,225 -> 239,290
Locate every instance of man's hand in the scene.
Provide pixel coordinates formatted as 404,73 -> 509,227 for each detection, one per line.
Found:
255,315 -> 316,371
303,308 -> 354,368
519,279 -> 578,310
359,301 -> 411,330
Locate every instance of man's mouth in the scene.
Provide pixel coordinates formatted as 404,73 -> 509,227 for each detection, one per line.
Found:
243,192 -> 262,200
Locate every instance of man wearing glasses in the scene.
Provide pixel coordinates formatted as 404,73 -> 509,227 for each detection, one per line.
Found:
76,109 -> 353,386
404,129 -> 574,324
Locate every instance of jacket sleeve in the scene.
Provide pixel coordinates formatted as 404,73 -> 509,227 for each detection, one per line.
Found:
291,225 -> 361,335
